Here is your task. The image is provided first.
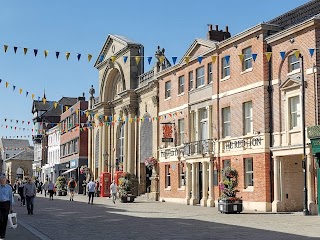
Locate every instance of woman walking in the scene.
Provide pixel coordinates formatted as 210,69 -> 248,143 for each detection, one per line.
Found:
47,180 -> 55,200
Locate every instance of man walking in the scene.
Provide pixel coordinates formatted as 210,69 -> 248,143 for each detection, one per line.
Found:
18,181 -> 25,206
87,179 -> 95,205
24,178 -> 36,215
110,180 -> 117,204
47,180 -> 55,201
68,177 -> 77,201
0,174 -> 14,239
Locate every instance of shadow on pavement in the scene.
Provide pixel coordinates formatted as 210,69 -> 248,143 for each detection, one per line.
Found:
12,196 -> 318,240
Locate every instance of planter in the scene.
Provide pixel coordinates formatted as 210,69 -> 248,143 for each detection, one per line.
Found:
120,195 -> 135,203
218,200 -> 243,213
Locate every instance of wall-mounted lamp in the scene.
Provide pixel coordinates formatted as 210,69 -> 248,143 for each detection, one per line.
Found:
233,44 -> 238,48
289,38 -> 295,43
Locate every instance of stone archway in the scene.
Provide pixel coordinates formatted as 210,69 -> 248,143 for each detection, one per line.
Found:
101,66 -> 126,103
16,167 -> 24,180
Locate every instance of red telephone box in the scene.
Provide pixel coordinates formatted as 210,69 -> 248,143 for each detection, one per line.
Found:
114,171 -> 124,185
100,172 -> 111,197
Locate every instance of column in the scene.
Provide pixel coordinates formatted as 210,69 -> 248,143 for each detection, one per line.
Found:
128,111 -> 136,174
185,162 -> 191,205
123,112 -> 129,172
195,110 -> 199,141
307,154 -> 316,214
98,123 -> 103,176
191,162 -> 197,205
101,123 -> 106,173
200,162 -> 208,206
272,156 -> 280,212
87,122 -> 92,170
207,161 -> 215,207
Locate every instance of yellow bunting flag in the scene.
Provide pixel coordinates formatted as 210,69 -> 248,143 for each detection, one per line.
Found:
238,54 -> 244,62
185,56 -> 190,64
19,89 -> 23,94
65,106 -> 69,111
129,118 -> 133,123
76,109 -> 79,115
159,56 -> 165,64
5,82 -> 8,88
31,94 -> 35,100
54,102 -> 58,108
135,56 -> 141,65
43,98 -> 47,104
104,116 -> 108,121
24,48 -> 28,55
86,112 -> 89,117
265,52 -> 272,62
88,54 -> 92,62
66,52 -> 70,60
294,50 -> 300,59
4,45 -> 8,53
111,56 -> 116,63
44,50 -> 48,58
211,55 -> 217,64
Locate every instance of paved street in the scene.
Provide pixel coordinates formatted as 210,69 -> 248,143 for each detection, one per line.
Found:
7,194 -> 320,240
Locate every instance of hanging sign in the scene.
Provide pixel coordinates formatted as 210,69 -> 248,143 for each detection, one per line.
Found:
162,123 -> 174,142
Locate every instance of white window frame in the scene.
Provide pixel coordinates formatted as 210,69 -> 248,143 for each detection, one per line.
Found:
207,63 -> 213,83
178,119 -> 184,145
199,108 -> 208,141
165,165 -> 171,188
196,66 -> 205,88
222,107 -> 231,138
289,95 -> 301,129
165,81 -> 171,99
288,54 -> 300,72
179,163 -> 185,188
244,158 -> 254,188
222,57 -> 230,78
178,75 -> 185,94
189,71 -> 193,91
243,47 -> 252,71
243,101 -> 253,135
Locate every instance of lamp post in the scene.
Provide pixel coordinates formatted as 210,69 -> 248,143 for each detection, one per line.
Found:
300,55 -> 309,216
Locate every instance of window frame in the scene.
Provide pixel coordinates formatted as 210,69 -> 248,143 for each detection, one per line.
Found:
179,163 -> 185,188
222,107 -> 231,138
178,118 -> 184,145
289,95 -> 301,129
178,75 -> 185,94
165,81 -> 171,99
188,71 -> 194,91
207,62 -> 213,83
165,165 -> 171,188
242,47 -> 252,71
243,101 -> 253,135
244,158 -> 254,188
222,57 -> 230,78
196,66 -> 205,88
288,54 -> 300,72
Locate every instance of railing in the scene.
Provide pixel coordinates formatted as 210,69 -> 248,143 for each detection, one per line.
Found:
138,70 -> 154,87
183,139 -> 215,156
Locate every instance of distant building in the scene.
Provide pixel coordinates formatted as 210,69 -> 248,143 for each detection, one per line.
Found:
0,138 -> 30,175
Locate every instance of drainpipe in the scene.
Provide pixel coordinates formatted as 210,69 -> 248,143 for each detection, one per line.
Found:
267,44 -> 274,204
313,64 -> 318,125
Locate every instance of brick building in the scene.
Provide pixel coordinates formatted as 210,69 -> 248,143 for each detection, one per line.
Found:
158,0 -> 320,213
60,97 -> 88,193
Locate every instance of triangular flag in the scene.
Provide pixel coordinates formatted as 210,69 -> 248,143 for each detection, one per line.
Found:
147,56 -> 152,65
0,79 -> 1,83
14,47 -> 18,54
172,57 -> 177,64
211,55 -> 217,64
238,54 -> 244,62
111,56 -> 116,63
99,54 -> 104,62
5,82 -> 8,88
23,48 -> 28,55
265,52 -> 272,62
65,106 -> 69,111
44,50 -> 49,58
66,52 -> 70,60
34,49 -> 38,57
294,50 -> 300,59
225,55 -> 230,64
280,51 -> 286,60
43,98 -> 47,104
185,56 -> 190,64
54,102 -> 58,108
309,48 -> 315,57
252,53 -> 257,62
13,86 -> 16,91
159,56 -> 165,64
56,52 -> 60,59
135,56 -> 141,65
88,54 -> 92,62
31,94 -> 34,99
77,53 -> 81,61
19,88 -> 23,94
197,56 -> 203,64
86,112 -> 89,117
123,56 -> 128,63
4,45 -> 8,53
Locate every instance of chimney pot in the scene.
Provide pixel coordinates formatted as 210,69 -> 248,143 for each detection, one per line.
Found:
215,25 -> 219,31
208,24 -> 213,31
226,26 -> 229,32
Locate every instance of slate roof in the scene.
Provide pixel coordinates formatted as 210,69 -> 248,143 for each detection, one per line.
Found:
32,100 -> 53,112
0,139 -> 30,150
6,148 -> 34,161
111,34 -> 140,45
267,0 -> 320,29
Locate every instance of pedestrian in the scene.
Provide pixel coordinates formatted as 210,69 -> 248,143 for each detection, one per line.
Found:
82,180 -> 87,196
39,181 -> 43,194
68,177 -> 77,201
24,178 -> 36,215
95,180 -> 100,197
43,180 -> 48,197
110,180 -> 117,204
47,180 -> 55,201
0,174 -> 14,239
87,179 -> 95,205
18,181 -> 25,206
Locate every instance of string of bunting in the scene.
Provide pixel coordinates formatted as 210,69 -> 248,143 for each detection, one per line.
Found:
1,125 -> 32,131
1,136 -> 31,140
2,118 -> 31,125
0,78 -> 41,100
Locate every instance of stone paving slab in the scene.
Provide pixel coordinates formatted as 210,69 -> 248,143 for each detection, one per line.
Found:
5,221 -> 40,240
12,194 -> 320,240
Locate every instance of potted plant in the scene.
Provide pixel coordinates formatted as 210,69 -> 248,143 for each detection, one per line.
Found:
118,172 -> 135,203
55,176 -> 67,196
218,166 -> 243,213
144,157 -> 158,171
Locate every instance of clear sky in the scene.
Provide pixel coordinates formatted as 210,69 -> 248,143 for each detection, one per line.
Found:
0,0 -> 309,144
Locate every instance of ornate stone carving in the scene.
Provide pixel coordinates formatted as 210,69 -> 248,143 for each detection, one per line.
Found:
106,58 -> 115,69
151,96 -> 159,106
122,104 -> 137,115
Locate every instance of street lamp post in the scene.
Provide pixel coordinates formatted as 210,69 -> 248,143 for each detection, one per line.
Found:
300,55 -> 309,216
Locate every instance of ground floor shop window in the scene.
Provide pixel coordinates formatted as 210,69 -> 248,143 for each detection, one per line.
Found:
244,158 -> 254,188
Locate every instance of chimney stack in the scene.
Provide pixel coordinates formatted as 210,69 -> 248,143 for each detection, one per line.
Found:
207,24 -> 231,42
215,25 -> 219,31
226,26 -> 229,33
208,24 -> 213,31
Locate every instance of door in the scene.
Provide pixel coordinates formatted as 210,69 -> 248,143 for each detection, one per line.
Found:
198,163 -> 203,202
146,167 -> 152,193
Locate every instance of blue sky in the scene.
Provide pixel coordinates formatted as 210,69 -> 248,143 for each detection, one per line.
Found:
0,0 -> 309,144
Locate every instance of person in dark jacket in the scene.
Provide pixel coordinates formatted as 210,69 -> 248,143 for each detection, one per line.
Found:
18,181 -> 25,206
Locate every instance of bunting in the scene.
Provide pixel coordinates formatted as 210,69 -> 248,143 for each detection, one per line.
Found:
211,55 -> 217,64
135,56 -> 141,65
147,57 -> 152,65
172,57 -> 177,65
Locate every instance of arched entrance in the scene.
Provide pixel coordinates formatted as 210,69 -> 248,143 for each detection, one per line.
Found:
16,167 -> 24,180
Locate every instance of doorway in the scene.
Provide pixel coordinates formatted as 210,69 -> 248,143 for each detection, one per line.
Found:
198,163 -> 203,202
146,167 -> 152,193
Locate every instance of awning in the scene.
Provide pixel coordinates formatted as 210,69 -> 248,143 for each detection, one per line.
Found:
61,168 -> 77,175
